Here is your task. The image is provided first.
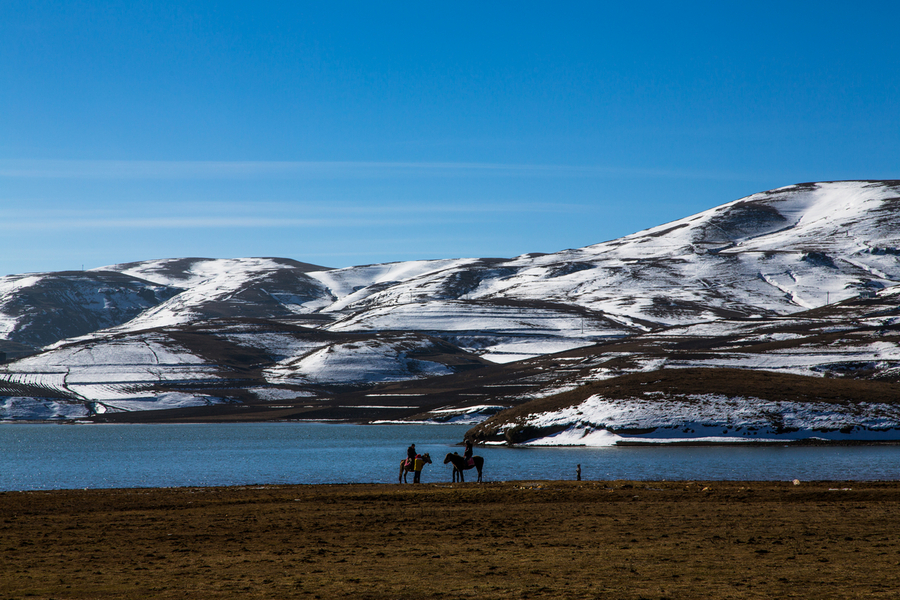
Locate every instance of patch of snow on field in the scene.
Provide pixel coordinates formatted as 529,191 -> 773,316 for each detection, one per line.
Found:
265,337 -> 453,385
0,371 -> 69,396
325,300 -> 623,360
0,397 -> 91,421
97,392 -> 223,412
19,338 -> 206,367
216,332 -> 327,360
0,336 -> 218,402
425,405 -> 508,424
480,339 -> 600,363
248,387 -> 316,401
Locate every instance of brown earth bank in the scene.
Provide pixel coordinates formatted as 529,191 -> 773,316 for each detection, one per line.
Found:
3,481 -> 900,599
467,368 -> 900,445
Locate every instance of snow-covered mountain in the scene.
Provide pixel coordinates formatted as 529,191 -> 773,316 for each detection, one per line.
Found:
1,180 -> 899,437
108,181 -> 900,348
0,271 -> 179,353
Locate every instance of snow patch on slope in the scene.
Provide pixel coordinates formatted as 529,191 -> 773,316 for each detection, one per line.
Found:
0,334 -> 218,413
515,393 -> 900,446
265,337 -> 454,385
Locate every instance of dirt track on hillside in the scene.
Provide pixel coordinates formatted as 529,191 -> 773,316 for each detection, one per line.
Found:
2,481 -> 899,599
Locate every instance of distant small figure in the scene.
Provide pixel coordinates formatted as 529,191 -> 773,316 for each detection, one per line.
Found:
576,464 -> 581,481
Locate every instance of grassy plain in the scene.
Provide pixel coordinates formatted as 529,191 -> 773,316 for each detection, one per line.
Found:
2,480 -> 899,599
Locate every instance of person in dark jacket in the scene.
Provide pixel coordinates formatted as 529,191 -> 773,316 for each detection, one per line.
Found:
463,439 -> 473,466
407,443 -> 417,469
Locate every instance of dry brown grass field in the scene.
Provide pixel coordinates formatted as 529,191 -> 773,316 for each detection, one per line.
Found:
2,480 -> 899,599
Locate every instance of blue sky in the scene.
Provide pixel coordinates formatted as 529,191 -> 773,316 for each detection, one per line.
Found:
2,1 -> 898,275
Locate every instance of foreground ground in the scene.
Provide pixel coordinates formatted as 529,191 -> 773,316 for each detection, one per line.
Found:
2,480 -> 899,599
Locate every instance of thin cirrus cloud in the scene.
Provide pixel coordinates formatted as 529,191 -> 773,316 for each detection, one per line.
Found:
0,201 -> 580,231
0,216 -> 328,230
0,159 -> 744,181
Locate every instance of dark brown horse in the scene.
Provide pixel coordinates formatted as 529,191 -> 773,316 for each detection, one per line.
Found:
444,452 -> 483,483
399,453 -> 432,483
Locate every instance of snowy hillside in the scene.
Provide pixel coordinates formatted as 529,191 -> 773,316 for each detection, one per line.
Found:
394,180 -> 900,325
1,180 -> 899,430
7,181 -> 899,358
0,271 -> 179,353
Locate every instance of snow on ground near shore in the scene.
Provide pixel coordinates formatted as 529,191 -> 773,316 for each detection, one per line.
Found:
425,405 -> 509,424
514,394 -> 900,446
0,397 -> 92,421
372,404 -> 508,426
0,392 -> 226,421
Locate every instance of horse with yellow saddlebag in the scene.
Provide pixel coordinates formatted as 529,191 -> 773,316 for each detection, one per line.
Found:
399,453 -> 432,483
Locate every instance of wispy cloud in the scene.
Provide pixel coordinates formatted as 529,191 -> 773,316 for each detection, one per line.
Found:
0,199 -> 588,231
0,217 -> 327,230
0,159 -> 746,181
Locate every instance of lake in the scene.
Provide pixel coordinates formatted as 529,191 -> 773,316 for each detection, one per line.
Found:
1,422 -> 898,491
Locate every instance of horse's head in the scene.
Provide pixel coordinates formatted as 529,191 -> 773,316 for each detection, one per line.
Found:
421,453 -> 432,463
443,453 -> 453,464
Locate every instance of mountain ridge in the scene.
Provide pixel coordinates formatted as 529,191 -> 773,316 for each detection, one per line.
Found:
1,180 -> 899,441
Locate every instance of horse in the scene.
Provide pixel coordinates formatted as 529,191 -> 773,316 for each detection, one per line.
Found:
444,452 -> 483,483
399,453 -> 432,483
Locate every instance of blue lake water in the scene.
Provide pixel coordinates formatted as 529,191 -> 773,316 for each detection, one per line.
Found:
1,422 -> 899,491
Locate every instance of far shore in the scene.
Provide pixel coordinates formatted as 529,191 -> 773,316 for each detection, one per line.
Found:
6,418 -> 900,448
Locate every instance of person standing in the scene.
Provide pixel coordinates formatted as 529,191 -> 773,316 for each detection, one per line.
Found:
576,464 -> 581,481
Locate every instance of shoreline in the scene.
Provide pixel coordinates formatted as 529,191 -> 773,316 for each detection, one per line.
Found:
6,418 -> 900,447
3,476 -> 900,494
